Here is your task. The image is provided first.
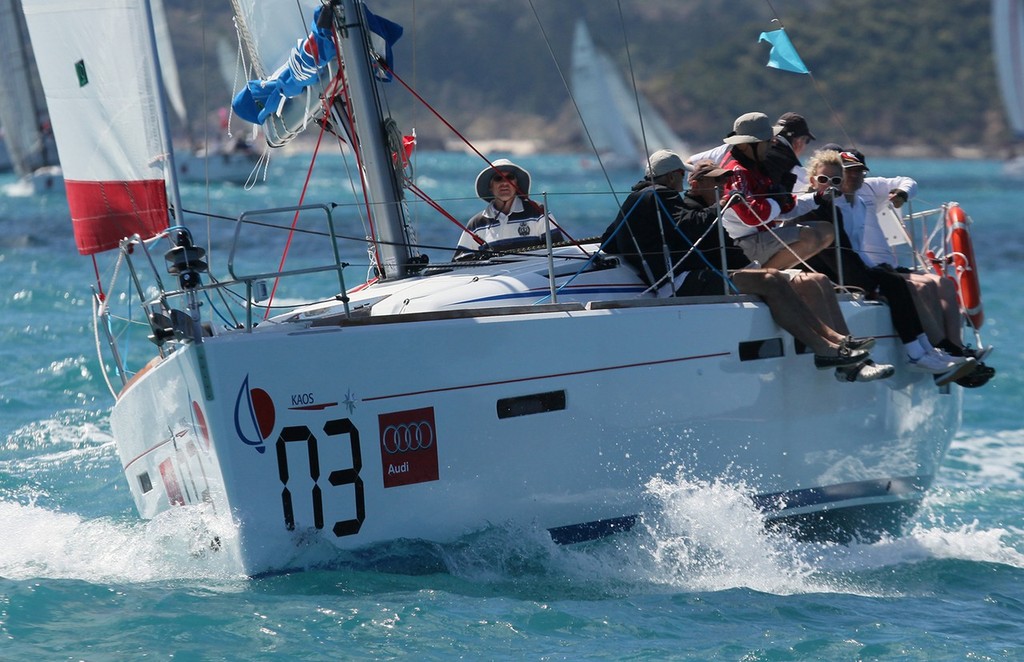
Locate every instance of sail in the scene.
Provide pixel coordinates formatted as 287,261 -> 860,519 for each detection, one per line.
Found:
151,0 -> 187,127
570,20 -> 687,167
23,0 -> 171,255
570,21 -> 638,165
993,0 -> 1024,137
0,0 -> 53,176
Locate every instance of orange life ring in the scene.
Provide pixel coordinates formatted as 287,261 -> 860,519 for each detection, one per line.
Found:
946,205 -> 984,328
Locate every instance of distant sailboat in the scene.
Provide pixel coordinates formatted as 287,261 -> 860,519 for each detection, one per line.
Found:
152,0 -> 259,184
570,20 -> 687,169
992,0 -> 1024,175
0,0 -> 62,195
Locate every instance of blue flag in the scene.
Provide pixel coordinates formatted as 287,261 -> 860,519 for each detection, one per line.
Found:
759,28 -> 809,75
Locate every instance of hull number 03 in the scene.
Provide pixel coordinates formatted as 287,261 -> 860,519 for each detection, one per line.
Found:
275,418 -> 365,537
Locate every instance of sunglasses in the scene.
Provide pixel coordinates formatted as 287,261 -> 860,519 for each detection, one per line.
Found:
814,175 -> 843,186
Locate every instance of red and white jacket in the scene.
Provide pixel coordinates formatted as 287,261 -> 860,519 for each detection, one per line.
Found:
719,149 -> 795,240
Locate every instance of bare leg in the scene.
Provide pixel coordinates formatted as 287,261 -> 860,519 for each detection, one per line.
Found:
761,222 -> 834,270
789,272 -> 850,339
903,273 -> 963,346
731,270 -> 842,356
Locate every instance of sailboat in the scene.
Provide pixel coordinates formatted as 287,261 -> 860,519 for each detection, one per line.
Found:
993,0 -> 1024,175
25,0 -> 964,576
149,0 -> 259,185
0,0 -> 62,195
570,20 -> 688,170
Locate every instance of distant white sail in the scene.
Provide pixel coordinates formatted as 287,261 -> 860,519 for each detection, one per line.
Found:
152,0 -> 188,127
993,0 -> 1024,136
570,20 -> 687,168
0,0 -> 56,177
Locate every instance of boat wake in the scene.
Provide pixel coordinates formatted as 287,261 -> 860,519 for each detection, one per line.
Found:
1,454 -> 1021,589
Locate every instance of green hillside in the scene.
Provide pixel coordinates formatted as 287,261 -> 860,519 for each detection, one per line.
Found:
165,0 -> 1006,156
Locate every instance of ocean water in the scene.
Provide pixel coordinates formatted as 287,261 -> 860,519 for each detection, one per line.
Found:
1,152 -> 1022,660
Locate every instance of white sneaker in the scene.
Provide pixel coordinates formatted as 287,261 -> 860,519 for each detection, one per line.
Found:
908,350 -> 962,374
930,348 -> 972,366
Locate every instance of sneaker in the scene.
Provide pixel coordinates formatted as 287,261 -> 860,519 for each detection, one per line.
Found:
908,350 -> 965,375
933,357 -> 979,386
930,348 -> 973,367
961,345 -> 994,362
840,336 -> 876,352
835,359 -> 895,383
815,349 -> 869,369
956,363 -> 996,388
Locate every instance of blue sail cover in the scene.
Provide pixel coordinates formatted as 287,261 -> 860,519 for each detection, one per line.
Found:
233,4 -> 402,125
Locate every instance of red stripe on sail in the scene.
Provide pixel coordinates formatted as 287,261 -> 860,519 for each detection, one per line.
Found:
65,179 -> 170,255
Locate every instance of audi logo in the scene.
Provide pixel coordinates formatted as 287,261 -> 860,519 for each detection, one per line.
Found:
381,421 -> 434,454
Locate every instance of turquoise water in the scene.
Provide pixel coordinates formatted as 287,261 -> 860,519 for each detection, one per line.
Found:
1,153 -> 1022,660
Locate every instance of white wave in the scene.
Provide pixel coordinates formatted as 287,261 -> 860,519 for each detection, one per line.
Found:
946,429 -> 1024,488
0,501 -> 247,583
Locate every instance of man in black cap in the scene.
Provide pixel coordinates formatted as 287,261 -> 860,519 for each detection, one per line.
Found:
765,112 -> 816,193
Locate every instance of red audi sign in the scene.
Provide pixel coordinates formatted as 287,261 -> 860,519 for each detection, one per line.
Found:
377,406 -> 440,488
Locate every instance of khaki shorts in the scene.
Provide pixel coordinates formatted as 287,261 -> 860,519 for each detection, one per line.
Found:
735,225 -> 806,266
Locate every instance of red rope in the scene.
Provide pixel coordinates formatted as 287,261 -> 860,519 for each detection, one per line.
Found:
406,181 -> 484,244
379,60 -> 582,248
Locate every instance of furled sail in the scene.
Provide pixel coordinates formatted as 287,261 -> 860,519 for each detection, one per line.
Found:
23,0 -> 172,255
230,1 -> 401,146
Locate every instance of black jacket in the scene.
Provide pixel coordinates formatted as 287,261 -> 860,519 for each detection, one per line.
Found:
601,180 -> 745,285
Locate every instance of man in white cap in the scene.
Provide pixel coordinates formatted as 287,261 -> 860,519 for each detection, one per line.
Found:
453,159 -> 562,259
719,111 -> 833,270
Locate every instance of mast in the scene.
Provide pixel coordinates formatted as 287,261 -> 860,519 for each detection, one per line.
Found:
334,0 -> 412,279
141,0 -> 185,227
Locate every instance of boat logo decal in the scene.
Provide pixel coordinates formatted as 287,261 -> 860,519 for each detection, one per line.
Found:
191,401 -> 210,449
233,375 -> 276,454
287,391 -> 338,411
343,388 -> 358,414
378,406 -> 439,488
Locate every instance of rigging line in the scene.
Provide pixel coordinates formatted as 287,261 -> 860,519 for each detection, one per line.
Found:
614,0 -> 653,167
377,58 -> 582,250
525,0 -> 621,210
762,1 -> 855,149
405,182 -> 484,243
262,111 -> 332,319
261,68 -> 346,318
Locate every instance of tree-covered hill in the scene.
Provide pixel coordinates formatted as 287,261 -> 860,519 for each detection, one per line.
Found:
165,0 -> 1006,156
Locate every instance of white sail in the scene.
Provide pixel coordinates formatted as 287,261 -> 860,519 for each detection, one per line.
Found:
993,0 -> 1024,136
23,0 -> 172,253
571,20 -> 687,168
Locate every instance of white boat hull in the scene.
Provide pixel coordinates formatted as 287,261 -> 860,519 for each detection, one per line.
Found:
111,293 -> 959,575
